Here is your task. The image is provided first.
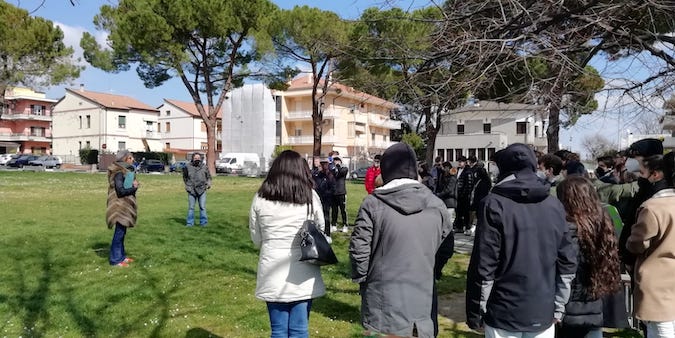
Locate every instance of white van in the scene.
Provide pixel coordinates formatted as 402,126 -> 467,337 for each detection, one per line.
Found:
217,153 -> 261,176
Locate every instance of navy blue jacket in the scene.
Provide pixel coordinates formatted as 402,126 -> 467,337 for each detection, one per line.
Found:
466,172 -> 577,332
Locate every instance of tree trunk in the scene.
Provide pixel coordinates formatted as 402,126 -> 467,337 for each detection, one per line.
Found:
422,105 -> 439,167
546,104 -> 561,153
205,118 -> 217,175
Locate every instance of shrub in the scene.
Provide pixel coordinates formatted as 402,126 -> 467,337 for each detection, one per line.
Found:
79,148 -> 99,164
132,151 -> 172,164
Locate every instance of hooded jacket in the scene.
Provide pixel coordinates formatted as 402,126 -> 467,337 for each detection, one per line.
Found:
350,143 -> 453,337
466,144 -> 577,332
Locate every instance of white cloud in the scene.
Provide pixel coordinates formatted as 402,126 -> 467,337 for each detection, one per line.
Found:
53,21 -> 108,66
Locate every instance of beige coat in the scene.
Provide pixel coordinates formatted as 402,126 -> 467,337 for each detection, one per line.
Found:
626,188 -> 675,322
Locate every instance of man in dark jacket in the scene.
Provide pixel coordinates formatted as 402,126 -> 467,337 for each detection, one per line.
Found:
350,143 -> 453,338
331,157 -> 350,233
314,159 -> 336,236
465,143 -> 577,336
183,153 -> 211,227
455,155 -> 476,232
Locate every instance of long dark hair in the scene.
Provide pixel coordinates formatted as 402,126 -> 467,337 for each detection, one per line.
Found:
257,150 -> 314,204
557,176 -> 620,298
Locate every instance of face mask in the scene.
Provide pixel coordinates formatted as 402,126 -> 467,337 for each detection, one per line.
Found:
536,170 -> 547,180
595,167 -> 607,178
193,160 -> 201,166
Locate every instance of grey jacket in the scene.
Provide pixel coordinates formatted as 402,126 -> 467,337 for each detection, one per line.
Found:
349,179 -> 453,337
183,162 -> 212,196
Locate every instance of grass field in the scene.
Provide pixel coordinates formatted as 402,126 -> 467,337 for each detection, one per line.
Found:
0,171 -> 479,338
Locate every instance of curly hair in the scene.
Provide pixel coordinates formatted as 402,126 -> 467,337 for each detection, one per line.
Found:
557,176 -> 621,299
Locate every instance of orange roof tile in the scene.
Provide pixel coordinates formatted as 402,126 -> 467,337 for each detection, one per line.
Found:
286,75 -> 399,109
66,88 -> 158,111
163,98 -> 222,118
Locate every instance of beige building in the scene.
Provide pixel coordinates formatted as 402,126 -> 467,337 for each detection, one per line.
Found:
52,87 -> 161,160
435,100 -> 548,163
157,99 -> 222,153
273,76 -> 401,158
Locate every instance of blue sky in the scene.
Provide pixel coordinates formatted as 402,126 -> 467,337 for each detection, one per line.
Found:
11,0 -> 671,157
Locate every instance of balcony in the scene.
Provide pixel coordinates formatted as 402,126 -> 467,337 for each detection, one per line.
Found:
368,116 -> 402,130
285,109 -> 340,121
145,131 -> 161,139
371,140 -> 397,149
286,135 -> 339,145
0,132 -> 50,142
1,110 -> 52,121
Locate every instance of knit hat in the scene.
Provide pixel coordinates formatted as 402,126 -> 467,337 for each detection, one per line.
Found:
116,149 -> 131,162
565,160 -> 587,176
380,143 -> 418,185
494,143 -> 537,180
629,138 -> 663,157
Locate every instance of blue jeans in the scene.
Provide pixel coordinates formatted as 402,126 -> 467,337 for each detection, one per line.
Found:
109,223 -> 127,265
266,300 -> 312,338
186,193 -> 207,226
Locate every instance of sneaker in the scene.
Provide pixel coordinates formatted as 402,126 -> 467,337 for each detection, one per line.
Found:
341,226 -> 349,233
114,261 -> 130,267
123,257 -> 134,263
330,225 -> 338,233
326,236 -> 332,244
464,226 -> 476,236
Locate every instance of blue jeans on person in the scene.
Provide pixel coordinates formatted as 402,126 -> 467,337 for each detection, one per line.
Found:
266,300 -> 312,338
186,192 -> 207,226
109,222 -> 127,265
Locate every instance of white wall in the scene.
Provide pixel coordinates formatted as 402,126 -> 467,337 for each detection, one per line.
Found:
158,102 -> 202,150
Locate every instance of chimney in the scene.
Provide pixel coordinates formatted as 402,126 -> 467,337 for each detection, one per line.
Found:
79,84 -> 85,92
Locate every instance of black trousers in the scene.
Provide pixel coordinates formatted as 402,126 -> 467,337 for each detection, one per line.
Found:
331,194 -> 347,227
321,197 -> 332,236
454,198 -> 471,230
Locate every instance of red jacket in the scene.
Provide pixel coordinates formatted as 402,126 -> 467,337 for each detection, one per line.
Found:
365,166 -> 381,194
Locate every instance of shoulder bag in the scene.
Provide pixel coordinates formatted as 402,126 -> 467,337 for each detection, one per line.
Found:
298,204 -> 338,266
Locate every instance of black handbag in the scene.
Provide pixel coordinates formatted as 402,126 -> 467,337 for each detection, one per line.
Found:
298,205 -> 338,266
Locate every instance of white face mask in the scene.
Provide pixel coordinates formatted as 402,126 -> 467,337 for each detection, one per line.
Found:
624,158 -> 640,174
536,170 -> 547,179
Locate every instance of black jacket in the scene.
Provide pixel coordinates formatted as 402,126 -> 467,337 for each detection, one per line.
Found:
465,172 -> 577,332
333,165 -> 349,195
562,222 -> 603,328
457,166 -> 475,200
470,168 -> 492,211
435,173 -> 458,208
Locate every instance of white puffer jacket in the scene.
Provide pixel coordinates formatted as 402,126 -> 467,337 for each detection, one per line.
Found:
249,190 -> 326,302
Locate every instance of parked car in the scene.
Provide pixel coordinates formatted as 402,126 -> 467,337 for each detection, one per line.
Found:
29,155 -> 62,168
216,153 -> 261,174
351,167 -> 369,180
139,159 -> 165,173
7,155 -> 39,168
0,154 -> 15,165
170,160 -> 188,172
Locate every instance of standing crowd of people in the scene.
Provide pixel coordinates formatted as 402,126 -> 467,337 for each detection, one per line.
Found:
107,136 -> 674,337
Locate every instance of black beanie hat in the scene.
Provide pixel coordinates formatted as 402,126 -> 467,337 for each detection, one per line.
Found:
380,143 -> 418,185
629,138 -> 663,157
495,143 -> 537,180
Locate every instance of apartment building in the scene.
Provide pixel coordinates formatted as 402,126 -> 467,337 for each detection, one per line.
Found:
52,87 -> 161,159
662,109 -> 675,151
272,75 -> 401,158
157,99 -> 221,152
0,87 -> 58,154
435,100 -> 548,163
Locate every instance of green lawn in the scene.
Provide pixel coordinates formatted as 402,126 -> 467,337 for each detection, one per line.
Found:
0,172 -> 478,338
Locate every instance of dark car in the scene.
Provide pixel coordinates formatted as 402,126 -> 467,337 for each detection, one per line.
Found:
170,160 -> 188,172
139,159 -> 165,173
350,167 -> 369,180
7,155 -> 38,168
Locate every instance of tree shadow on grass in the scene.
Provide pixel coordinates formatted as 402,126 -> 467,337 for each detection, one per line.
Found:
311,295 -> 360,323
91,242 -> 108,259
185,328 -> 223,338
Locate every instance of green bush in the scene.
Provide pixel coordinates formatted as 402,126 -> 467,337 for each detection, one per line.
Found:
132,151 -> 172,164
272,145 -> 294,159
79,148 -> 99,164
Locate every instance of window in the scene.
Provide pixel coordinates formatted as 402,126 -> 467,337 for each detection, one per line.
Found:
534,125 -> 540,137
447,149 -> 455,162
516,122 -> 527,134
275,96 -> 282,113
200,142 -> 208,150
30,127 -> 45,136
165,142 -> 170,149
478,148 -> 486,161
294,128 -> 302,136
468,148 -> 477,157
488,147 -> 496,161
146,121 -> 154,131
276,120 -> 281,138
118,115 -> 126,129
371,133 -> 376,141
455,148 -> 463,158
86,141 -> 90,148
437,149 -> 445,161
79,141 -> 82,149
30,105 -> 44,115
86,115 -> 91,128
165,110 -> 170,116
483,123 -> 491,134
383,135 -> 388,142
457,124 -> 465,135
165,122 -> 171,133
118,141 -> 126,150
79,116 -> 82,129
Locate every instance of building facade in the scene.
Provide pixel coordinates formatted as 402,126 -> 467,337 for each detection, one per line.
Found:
662,109 -> 675,151
52,87 -> 161,161
0,87 -> 58,154
272,75 -> 401,159
220,83 -> 276,166
157,99 -> 221,153
435,100 -> 548,163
